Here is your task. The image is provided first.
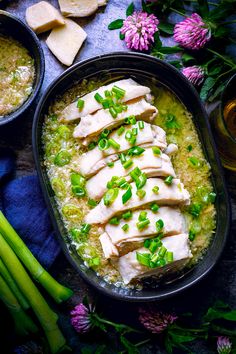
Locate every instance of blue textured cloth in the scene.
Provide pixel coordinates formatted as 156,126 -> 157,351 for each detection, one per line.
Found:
0,148 -> 60,268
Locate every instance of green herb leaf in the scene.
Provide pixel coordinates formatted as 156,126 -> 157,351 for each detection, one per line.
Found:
182,53 -> 196,65
158,22 -> 174,35
108,19 -> 124,30
126,2 -> 134,16
120,336 -> 139,354
200,77 -> 216,101
159,46 -> 182,54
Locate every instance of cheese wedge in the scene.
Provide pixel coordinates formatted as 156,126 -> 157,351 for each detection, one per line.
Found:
58,0 -> 98,17
46,19 -> 87,66
25,1 -> 65,34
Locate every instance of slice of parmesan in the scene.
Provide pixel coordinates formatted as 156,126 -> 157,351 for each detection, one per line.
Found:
25,1 -> 65,34
46,19 -> 87,66
58,0 -> 98,17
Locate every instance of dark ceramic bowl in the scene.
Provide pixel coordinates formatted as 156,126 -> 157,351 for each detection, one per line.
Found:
0,10 -> 44,126
33,53 -> 230,301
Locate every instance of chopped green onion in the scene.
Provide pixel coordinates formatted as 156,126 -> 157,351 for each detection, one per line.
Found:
90,257 -> 100,266
189,230 -> 196,241
132,128 -> 138,136
54,150 -> 71,167
207,192 -> 216,203
117,126 -> 125,136
88,199 -> 97,208
187,156 -> 201,168
114,104 -> 123,113
94,92 -> 103,103
189,203 -> 202,218
136,189 -> 146,199
124,117 -> 131,124
164,175 -> 174,185
136,173 -> 147,189
120,181 -> 129,189
129,116 -> 136,125
122,186 -> 132,204
129,136 -> 136,145
122,105 -> 128,111
156,258 -> 166,267
128,146 -> 145,156
139,211 -> 147,221
150,203 -> 159,213
122,224 -> 129,232
187,145 -> 193,152
138,121 -> 144,129
152,147 -> 161,156
150,253 -> 159,264
137,219 -> 150,230
156,219 -> 164,233
71,173 -> 85,187
77,98 -> 84,110
112,85 -> 126,98
144,239 -> 151,248
119,153 -> 127,164
88,141 -> 97,150
109,217 -> 120,225
105,90 -> 111,97
103,188 -> 119,206
129,167 -> 141,180
152,186 -> 159,194
136,252 -> 150,267
116,177 -> 126,187
98,138 -> 109,151
80,223 -> 91,234
166,251 -> 174,263
100,129 -> 110,138
70,228 -> 81,241
158,246 -> 167,258
108,138 -> 120,150
125,130 -> 132,140
122,210 -> 133,220
102,99 -> 110,109
109,107 -> 118,118
72,186 -> 86,198
107,162 -> 114,168
123,159 -> 133,169
149,239 -> 158,253
165,113 -> 181,129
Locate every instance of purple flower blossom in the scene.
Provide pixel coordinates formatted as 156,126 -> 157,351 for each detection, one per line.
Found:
121,11 -> 159,51
70,303 -> 95,334
139,308 -> 177,334
174,13 -> 211,50
182,65 -> 205,86
217,336 -> 232,354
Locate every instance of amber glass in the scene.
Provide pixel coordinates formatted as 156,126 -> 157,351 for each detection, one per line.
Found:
210,74 -> 236,171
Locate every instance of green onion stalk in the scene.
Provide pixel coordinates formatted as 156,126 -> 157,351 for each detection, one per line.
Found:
0,232 -> 67,354
0,257 -> 29,310
0,211 -> 73,303
0,273 -> 38,337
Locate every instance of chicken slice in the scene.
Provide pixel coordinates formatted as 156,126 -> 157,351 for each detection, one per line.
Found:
99,233 -> 119,259
86,149 -> 175,200
78,123 -> 167,177
73,99 -> 158,139
60,79 -> 151,122
118,233 -> 192,284
84,178 -> 190,225
104,207 -> 187,255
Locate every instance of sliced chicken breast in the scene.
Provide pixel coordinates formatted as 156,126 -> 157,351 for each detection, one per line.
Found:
104,207 -> 187,252
118,233 -> 192,284
73,98 -> 158,139
60,78 -> 151,122
99,233 -> 119,259
78,123 -> 167,177
86,150 -> 175,200
85,178 -> 190,225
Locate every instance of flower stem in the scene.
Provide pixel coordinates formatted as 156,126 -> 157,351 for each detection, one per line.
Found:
170,7 -> 188,17
206,49 -> 236,68
221,20 -> 236,26
93,313 -> 140,333
0,273 -> 38,336
211,324 -> 236,337
120,338 -> 150,354
0,257 -> 29,310
0,211 -> 73,303
0,232 -> 67,354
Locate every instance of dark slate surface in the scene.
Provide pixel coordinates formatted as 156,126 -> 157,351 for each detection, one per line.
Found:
0,1 -> 236,353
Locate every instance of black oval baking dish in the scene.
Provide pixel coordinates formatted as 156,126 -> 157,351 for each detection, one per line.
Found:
0,10 -> 45,126
32,52 -> 230,302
